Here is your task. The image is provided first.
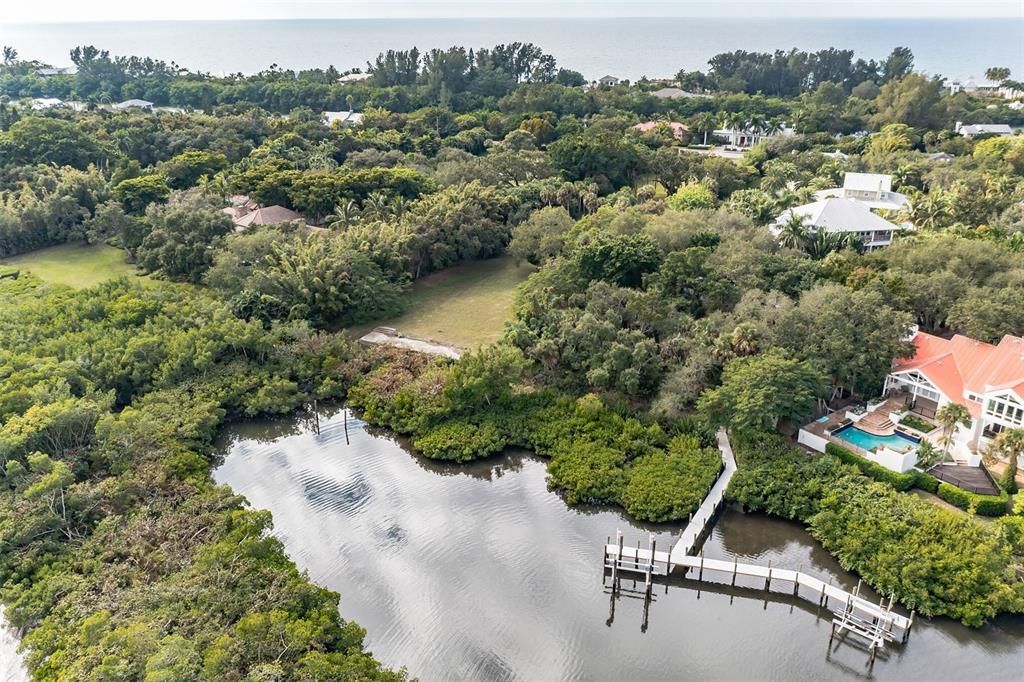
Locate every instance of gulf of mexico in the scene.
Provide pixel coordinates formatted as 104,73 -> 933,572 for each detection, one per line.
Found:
1,17 -> 1021,80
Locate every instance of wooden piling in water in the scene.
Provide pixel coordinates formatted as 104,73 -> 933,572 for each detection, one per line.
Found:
794,565 -> 801,596
731,556 -> 738,586
765,559 -> 772,591
698,550 -> 704,582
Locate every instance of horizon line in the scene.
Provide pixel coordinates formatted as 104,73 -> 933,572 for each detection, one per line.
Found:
4,14 -> 1023,25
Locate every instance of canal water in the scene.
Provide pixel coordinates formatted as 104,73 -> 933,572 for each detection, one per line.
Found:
214,408 -> 1023,681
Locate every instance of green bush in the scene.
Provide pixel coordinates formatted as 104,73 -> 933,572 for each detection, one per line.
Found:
546,441 -> 628,505
413,419 -> 507,462
914,471 -> 940,493
622,435 -> 721,522
899,414 -> 935,433
825,443 -> 918,491
937,483 -> 1010,517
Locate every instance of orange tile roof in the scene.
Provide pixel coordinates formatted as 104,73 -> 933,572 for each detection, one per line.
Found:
892,332 -> 1024,415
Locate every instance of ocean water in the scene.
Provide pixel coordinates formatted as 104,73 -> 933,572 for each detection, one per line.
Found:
0,18 -> 1021,81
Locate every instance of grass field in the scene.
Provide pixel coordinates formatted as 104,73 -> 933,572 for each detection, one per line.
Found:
0,243 -> 142,288
369,256 -> 534,350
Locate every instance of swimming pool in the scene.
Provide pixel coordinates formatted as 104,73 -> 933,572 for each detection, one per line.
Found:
833,424 -> 920,452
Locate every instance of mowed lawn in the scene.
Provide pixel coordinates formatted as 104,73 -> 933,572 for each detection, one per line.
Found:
1,243 -> 141,288
373,256 -> 534,349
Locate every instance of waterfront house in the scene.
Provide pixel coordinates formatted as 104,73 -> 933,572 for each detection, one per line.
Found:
884,331 -> 1024,465
770,197 -> 902,250
955,122 -> 1013,138
813,172 -> 908,212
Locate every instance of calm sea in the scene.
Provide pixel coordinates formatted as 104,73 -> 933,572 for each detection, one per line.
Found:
1,18 -> 1022,82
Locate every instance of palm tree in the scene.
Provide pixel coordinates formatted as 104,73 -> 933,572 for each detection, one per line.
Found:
777,212 -> 809,250
803,230 -> 844,260
936,402 -> 972,462
364,192 -> 394,222
988,428 -> 1024,493
1,46 -> 16,66
325,200 -> 360,229
764,117 -> 784,136
695,112 -> 717,145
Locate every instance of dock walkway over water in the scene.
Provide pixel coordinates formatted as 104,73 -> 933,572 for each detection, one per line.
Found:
601,428 -> 915,654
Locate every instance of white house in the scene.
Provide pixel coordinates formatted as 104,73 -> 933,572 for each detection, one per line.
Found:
597,75 -> 620,87
112,99 -> 154,111
814,172 -> 908,212
884,331 -> 1024,467
771,197 -> 902,250
955,122 -> 1013,138
713,125 -> 794,149
324,110 -> 364,127
29,97 -> 66,110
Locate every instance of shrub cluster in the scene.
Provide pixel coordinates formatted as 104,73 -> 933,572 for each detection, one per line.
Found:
347,349 -> 719,522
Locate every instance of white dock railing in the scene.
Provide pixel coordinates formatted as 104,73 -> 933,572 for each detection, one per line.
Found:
601,427 -> 915,650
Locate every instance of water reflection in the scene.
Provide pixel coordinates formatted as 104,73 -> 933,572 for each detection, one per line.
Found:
214,410 -> 1024,682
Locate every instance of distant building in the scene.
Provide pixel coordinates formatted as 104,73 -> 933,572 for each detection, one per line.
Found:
813,172 -> 908,212
597,75 -> 620,87
713,125 -> 794,149
649,87 -> 710,99
338,72 -> 372,83
35,66 -> 76,77
771,197 -> 902,250
230,205 -> 306,231
323,110 -> 364,127
631,120 -> 689,140
111,99 -> 154,111
927,152 -> 955,162
949,77 -> 1022,100
955,121 -> 1013,138
822,150 -> 849,161
29,97 -> 65,110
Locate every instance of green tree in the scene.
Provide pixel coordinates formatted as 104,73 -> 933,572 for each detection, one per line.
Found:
113,175 -> 171,215
666,183 -> 716,211
870,74 -> 946,130
698,351 -> 825,430
135,192 -> 232,281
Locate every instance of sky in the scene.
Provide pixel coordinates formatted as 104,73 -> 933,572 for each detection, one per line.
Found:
2,1 -> 1022,23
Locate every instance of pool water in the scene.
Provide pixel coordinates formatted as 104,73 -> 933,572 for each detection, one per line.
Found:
834,424 -> 919,452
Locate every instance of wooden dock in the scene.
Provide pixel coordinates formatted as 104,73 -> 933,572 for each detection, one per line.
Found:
601,427 -> 914,655
602,544 -> 914,644
670,427 -> 736,561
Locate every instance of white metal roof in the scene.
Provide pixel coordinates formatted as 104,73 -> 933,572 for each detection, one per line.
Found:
843,172 -> 892,193
776,198 -> 900,234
